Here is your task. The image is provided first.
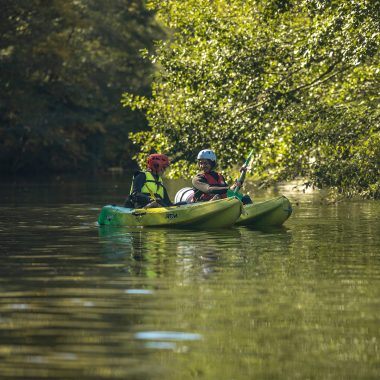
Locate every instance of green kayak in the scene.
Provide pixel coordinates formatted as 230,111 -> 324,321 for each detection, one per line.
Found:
235,195 -> 292,227
98,197 -> 242,229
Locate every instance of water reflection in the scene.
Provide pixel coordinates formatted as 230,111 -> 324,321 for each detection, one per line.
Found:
135,331 -> 202,352
1,178 -> 380,379
125,289 -> 155,295
98,225 -> 248,280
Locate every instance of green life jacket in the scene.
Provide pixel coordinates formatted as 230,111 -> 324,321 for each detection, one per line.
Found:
131,171 -> 165,199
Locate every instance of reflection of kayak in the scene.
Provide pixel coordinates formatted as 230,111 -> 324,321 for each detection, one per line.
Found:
235,196 -> 292,227
98,197 -> 242,229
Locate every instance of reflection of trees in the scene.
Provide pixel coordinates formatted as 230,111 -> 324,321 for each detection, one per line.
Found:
99,226 -> 246,279
98,225 -> 293,282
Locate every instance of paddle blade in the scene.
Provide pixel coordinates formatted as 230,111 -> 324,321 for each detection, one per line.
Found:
227,189 -> 243,201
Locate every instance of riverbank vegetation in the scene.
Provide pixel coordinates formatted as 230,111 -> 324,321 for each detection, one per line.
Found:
1,1 -> 379,198
123,0 -> 380,198
0,0 -> 163,175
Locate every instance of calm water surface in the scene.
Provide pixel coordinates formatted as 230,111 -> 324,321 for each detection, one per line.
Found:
0,176 -> 379,380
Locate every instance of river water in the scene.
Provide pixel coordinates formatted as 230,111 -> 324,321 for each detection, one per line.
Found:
1,175 -> 379,380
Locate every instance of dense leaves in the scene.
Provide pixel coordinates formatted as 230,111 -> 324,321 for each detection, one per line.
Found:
123,0 -> 380,197
0,0 -> 163,175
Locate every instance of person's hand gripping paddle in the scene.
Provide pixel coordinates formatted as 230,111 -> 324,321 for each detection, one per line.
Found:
227,149 -> 254,200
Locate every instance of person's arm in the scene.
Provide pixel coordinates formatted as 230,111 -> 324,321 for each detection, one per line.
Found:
162,187 -> 173,206
130,172 -> 144,193
191,174 -> 229,195
131,173 -> 151,203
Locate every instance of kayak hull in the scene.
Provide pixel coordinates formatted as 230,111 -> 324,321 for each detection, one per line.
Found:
235,196 -> 292,227
98,197 -> 242,229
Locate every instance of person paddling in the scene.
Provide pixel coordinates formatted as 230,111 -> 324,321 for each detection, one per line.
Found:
125,154 -> 173,209
192,149 -> 252,204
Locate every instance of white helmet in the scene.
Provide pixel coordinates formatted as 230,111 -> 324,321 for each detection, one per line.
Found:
197,149 -> 216,162
174,187 -> 195,203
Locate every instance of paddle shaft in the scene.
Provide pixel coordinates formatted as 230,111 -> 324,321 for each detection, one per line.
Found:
233,149 -> 254,193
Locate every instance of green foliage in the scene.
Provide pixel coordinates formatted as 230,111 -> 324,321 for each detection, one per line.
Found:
0,0 -> 164,174
123,0 -> 380,198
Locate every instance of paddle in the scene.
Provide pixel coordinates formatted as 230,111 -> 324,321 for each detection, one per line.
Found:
227,149 -> 254,200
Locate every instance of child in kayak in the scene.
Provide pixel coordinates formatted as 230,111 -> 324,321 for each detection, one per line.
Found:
125,154 -> 173,209
192,149 -> 252,204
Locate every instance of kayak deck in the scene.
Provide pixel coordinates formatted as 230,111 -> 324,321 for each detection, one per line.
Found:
98,197 -> 242,229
